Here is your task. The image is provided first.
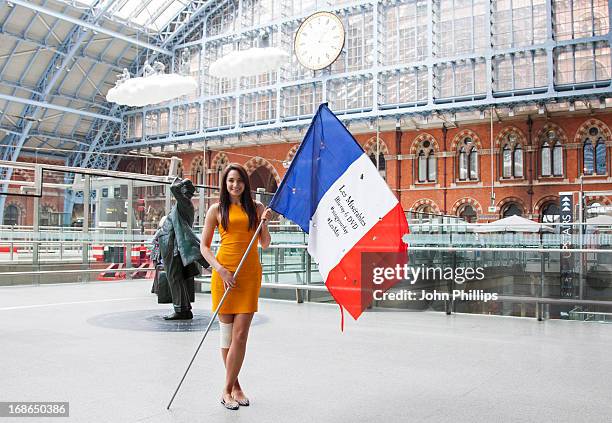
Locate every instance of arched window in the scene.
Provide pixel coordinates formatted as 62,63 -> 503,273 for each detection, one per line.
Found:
459,147 -> 468,180
502,203 -> 523,217
415,204 -> 434,215
584,139 -> 594,174
147,160 -> 169,197
469,147 -> 478,180
40,205 -> 55,227
195,167 -> 203,185
249,166 -> 278,193
413,203 -> 438,226
596,138 -> 606,174
553,141 -> 563,176
458,137 -> 478,181
418,151 -> 427,182
541,142 -> 551,176
541,130 -> 563,177
583,127 -> 607,175
416,139 -> 436,182
212,156 -> 229,188
366,138 -> 387,180
514,145 -> 523,177
427,151 -> 436,181
502,144 -> 512,178
541,203 -> 560,223
3,205 -> 19,226
458,204 -> 477,223
501,133 -> 523,178
369,152 -> 386,180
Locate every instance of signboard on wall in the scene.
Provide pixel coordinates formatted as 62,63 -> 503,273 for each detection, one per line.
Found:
98,198 -> 128,228
559,192 -> 574,298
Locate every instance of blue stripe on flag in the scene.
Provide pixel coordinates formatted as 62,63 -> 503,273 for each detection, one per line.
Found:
269,104 -> 364,233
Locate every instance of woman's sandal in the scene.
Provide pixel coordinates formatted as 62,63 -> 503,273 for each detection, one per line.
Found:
220,395 -> 239,410
232,393 -> 250,406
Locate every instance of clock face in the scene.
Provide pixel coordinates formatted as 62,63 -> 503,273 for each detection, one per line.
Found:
294,12 -> 345,71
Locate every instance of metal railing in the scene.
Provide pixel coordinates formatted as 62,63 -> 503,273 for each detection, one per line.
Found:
1,223 -> 612,322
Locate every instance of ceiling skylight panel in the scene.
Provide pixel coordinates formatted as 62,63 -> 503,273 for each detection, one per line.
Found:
73,0 -> 98,5
132,0 -> 169,26
151,0 -> 188,30
114,0 -> 144,20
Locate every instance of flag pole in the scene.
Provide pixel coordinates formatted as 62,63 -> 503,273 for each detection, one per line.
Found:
166,217 -> 267,410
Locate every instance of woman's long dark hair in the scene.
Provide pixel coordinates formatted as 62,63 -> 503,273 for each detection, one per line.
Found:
218,163 -> 258,231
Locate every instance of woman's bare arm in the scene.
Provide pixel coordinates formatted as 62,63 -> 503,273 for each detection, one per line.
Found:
200,204 -> 235,288
256,202 -> 271,249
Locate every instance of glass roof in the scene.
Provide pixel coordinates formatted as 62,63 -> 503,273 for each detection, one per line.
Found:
76,0 -> 189,32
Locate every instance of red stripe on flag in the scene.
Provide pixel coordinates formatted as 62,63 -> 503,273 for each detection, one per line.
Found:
325,202 -> 408,321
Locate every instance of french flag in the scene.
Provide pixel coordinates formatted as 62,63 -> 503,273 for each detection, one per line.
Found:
270,104 -> 408,329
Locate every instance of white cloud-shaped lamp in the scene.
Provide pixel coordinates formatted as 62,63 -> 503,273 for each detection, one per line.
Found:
209,47 -> 289,79
106,73 -> 197,107
106,46 -> 288,107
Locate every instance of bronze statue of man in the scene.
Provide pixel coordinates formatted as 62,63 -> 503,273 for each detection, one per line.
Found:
157,178 -> 208,320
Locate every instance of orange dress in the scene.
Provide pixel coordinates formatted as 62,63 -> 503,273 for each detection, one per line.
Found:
211,204 -> 262,314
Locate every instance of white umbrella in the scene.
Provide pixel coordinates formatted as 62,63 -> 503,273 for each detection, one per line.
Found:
471,215 -> 554,233
586,215 -> 612,226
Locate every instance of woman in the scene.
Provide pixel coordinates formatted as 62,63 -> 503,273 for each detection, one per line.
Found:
200,163 -> 272,410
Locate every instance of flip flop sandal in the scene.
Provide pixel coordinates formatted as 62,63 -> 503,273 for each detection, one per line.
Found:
221,397 -> 239,410
234,396 -> 250,406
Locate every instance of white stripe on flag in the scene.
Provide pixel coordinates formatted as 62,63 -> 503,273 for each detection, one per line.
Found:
307,153 -> 398,280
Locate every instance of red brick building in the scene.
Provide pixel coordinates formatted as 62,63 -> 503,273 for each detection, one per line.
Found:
3,157 -> 66,227
129,112 -> 612,225
7,112 -> 611,228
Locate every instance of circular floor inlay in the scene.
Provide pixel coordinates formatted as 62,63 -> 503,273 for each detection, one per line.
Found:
87,309 -> 266,332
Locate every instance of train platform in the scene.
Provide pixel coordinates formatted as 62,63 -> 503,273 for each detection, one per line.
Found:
1,280 -> 611,423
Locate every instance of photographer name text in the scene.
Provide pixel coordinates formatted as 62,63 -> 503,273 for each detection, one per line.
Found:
373,289 -> 498,302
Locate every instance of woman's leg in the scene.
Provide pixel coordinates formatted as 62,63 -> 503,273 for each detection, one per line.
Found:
223,313 -> 254,400
219,314 -> 243,392
218,313 -> 237,404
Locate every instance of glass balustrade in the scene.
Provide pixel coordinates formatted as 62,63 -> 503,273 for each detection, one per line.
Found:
1,170 -> 611,320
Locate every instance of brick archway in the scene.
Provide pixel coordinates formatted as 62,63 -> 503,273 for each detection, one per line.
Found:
209,152 -> 229,188
495,126 -> 527,147
243,156 -> 281,186
410,133 -> 439,154
586,195 -> 612,206
189,155 -> 205,183
363,136 -> 389,155
451,197 -> 483,216
534,195 -> 560,222
3,201 -> 25,225
124,160 -> 141,174
497,196 -> 527,216
574,118 -> 612,144
189,154 -> 204,174
146,159 -> 169,176
40,202 -> 56,211
535,122 -> 569,145
534,195 -> 560,214
211,152 -> 229,171
13,168 -> 34,182
410,198 -> 441,214
451,129 -> 483,151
